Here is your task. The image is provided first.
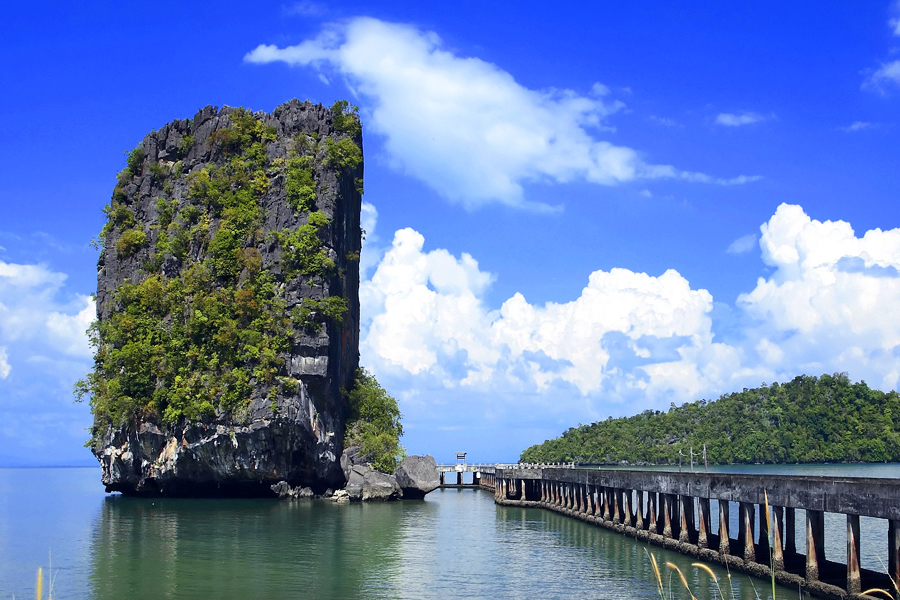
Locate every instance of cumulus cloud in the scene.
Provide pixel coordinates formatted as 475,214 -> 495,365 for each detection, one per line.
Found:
246,18 -> 757,209
0,259 -> 95,361
359,201 -> 900,448
360,217 -> 743,415
727,233 -> 758,254
738,203 -> 900,390
863,60 -> 900,94
715,112 -> 767,127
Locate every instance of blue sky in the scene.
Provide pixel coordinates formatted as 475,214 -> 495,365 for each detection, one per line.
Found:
2,2 -> 900,466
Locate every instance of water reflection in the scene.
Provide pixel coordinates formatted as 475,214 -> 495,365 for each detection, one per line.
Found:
90,496 -> 406,599
74,472 -> 892,599
496,504 -> 810,600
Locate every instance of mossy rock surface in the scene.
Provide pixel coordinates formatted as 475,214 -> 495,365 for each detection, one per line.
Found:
84,100 -> 363,495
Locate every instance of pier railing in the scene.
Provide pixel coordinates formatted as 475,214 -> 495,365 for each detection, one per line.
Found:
486,466 -> 900,600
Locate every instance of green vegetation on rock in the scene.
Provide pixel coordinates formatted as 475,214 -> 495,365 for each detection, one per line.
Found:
344,368 -> 405,474
76,105 -> 357,435
330,100 -> 361,138
520,373 -> 900,465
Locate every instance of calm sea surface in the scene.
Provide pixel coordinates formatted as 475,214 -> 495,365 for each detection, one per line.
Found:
2,464 -> 899,599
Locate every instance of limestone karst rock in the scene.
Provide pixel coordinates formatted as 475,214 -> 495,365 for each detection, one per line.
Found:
84,100 -> 362,496
394,455 -> 440,499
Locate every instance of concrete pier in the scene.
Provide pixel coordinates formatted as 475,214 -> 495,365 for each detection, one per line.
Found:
487,466 -> 900,600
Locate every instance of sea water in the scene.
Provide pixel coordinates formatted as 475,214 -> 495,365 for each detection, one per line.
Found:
2,464 -> 898,599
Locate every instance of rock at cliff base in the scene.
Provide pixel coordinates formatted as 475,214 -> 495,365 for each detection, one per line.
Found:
345,465 -> 401,501
394,455 -> 440,499
340,445 -> 367,481
271,481 -> 314,499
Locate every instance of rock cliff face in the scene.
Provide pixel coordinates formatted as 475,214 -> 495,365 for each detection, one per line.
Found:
87,100 -> 362,495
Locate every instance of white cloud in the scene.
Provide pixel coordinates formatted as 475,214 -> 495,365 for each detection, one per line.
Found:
0,261 -> 65,289
360,216 -> 741,412
738,203 -> 900,390
46,300 -> 95,358
863,60 -> 900,94
359,201 -> 900,449
283,1 -> 325,17
715,112 -> 766,127
840,121 -> 876,132
0,347 -> 9,379
891,1 -> 900,35
246,18 -> 758,209
647,115 -> 681,128
0,259 -> 95,361
727,233 -> 758,254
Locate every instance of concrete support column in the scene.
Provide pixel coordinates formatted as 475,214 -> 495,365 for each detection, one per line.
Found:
697,498 -> 710,549
613,489 -> 623,524
889,519 -> 900,600
679,495 -> 693,543
739,502 -> 756,562
648,492 -> 658,534
719,501 -> 731,555
457,471 -> 462,486
663,494 -> 674,538
623,490 -> 633,526
602,488 -> 611,520
847,513 -> 861,595
785,507 -> 796,555
758,501 -> 771,560
771,506 -> 785,570
806,509 -> 825,582
636,491 -> 645,530
520,479 -> 525,501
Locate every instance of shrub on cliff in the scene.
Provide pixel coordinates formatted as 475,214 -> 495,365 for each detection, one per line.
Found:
344,368 -> 405,474
75,103 -> 360,434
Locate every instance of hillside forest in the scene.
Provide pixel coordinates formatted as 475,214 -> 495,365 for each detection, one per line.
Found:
519,374 -> 900,465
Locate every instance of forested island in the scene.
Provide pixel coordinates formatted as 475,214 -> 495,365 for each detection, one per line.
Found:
520,374 -> 900,465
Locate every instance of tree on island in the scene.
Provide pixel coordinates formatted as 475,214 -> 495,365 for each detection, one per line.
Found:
344,368 -> 405,474
520,373 -> 900,465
